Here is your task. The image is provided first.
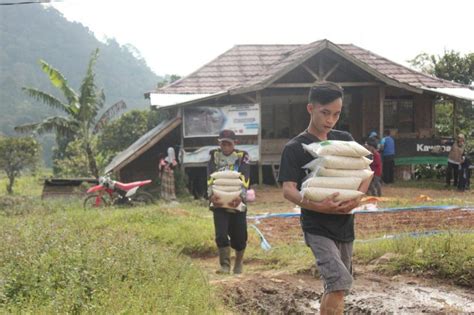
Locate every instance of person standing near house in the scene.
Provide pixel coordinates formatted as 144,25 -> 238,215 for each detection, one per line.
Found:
207,129 -> 250,275
278,82 -> 371,315
366,137 -> 382,196
367,131 -> 381,151
159,147 -> 178,201
445,133 -> 465,188
380,129 -> 396,183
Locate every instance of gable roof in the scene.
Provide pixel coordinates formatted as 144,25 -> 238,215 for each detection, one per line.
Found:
153,39 -> 470,98
104,115 -> 181,174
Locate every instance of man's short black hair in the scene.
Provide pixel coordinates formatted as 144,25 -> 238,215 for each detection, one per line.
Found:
308,82 -> 344,105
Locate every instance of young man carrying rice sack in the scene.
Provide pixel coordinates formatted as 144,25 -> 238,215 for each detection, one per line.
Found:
278,82 -> 372,315
207,129 -> 250,275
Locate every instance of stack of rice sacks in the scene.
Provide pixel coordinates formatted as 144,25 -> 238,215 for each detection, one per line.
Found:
209,170 -> 244,211
301,140 -> 373,202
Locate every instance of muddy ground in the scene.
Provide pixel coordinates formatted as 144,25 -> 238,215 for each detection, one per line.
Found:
198,185 -> 474,314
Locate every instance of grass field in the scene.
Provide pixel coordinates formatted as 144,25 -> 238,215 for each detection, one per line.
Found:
0,173 -> 473,312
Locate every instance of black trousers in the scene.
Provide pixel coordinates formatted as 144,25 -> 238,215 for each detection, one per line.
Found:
213,209 -> 247,251
446,162 -> 459,186
382,155 -> 395,183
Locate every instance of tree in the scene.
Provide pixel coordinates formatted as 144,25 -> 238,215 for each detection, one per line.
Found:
409,50 -> 474,140
157,74 -> 181,88
409,50 -> 474,85
15,49 -> 125,178
0,137 -> 40,194
97,108 -> 169,165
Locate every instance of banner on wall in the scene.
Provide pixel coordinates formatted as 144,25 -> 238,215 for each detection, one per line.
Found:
183,104 -> 260,138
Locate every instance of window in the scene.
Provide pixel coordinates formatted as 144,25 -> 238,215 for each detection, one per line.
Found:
261,104 -> 291,139
384,97 -> 414,133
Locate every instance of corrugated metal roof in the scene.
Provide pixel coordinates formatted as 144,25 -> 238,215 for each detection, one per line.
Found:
154,39 -> 470,97
104,116 -> 181,173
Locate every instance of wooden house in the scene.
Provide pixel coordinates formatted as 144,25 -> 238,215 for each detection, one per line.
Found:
105,39 -> 474,194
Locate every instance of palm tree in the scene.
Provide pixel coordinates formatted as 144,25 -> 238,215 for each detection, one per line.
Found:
15,49 -> 125,178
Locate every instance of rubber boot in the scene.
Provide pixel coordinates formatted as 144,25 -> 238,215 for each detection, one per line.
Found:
233,249 -> 245,274
216,246 -> 231,274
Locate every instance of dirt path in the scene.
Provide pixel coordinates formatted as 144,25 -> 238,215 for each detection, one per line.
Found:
198,185 -> 474,314
197,257 -> 474,314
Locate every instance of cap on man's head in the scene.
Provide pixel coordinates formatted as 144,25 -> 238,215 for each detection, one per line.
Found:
218,129 -> 237,143
366,137 -> 378,149
369,131 -> 378,138
458,133 -> 465,140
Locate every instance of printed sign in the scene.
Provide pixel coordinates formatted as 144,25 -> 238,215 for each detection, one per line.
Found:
395,138 -> 453,157
183,104 -> 260,138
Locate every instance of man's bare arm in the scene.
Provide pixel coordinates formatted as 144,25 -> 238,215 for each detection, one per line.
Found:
282,181 -> 357,215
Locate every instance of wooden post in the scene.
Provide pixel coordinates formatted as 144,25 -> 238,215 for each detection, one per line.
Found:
432,98 -> 436,133
257,91 -> 263,185
452,99 -> 457,136
179,107 -> 185,172
379,85 -> 385,137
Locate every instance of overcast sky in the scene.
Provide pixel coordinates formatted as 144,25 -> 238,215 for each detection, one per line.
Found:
50,0 -> 473,77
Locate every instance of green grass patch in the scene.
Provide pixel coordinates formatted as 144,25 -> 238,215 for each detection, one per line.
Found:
354,232 -> 474,287
0,204 -> 220,313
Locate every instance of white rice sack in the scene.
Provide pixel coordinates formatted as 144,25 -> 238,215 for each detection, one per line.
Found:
303,140 -> 371,158
213,178 -> 243,186
212,185 -> 242,192
303,155 -> 372,171
210,170 -> 241,179
302,176 -> 362,190
316,167 -> 374,180
302,187 -> 364,202
212,189 -> 241,206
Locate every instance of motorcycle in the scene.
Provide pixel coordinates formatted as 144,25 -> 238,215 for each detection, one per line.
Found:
83,175 -> 154,209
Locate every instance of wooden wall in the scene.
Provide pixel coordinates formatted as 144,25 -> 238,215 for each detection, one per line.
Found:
362,87 -> 381,140
414,93 -> 435,137
119,126 -> 181,182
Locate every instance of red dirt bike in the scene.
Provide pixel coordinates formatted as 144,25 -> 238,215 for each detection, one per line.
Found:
83,175 -> 154,209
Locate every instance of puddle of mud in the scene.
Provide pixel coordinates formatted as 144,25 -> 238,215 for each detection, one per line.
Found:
347,284 -> 474,314
219,274 -> 474,314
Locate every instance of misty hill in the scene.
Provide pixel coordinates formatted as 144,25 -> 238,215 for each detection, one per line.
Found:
0,4 -> 162,138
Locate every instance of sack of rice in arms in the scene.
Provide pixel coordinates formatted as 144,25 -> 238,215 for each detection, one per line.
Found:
210,170 -> 241,179
213,178 -> 243,186
303,155 -> 372,170
303,140 -> 370,158
316,167 -> 374,180
212,189 -> 241,204
212,185 -> 242,192
301,187 -> 364,202
298,140 -> 372,205
302,176 -> 362,190
210,170 -> 245,211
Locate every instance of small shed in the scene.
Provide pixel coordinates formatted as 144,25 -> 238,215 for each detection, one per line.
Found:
41,178 -> 98,199
106,39 -> 474,194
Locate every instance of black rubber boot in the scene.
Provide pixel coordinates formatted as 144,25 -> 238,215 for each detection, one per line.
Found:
233,249 -> 245,274
216,246 -> 231,274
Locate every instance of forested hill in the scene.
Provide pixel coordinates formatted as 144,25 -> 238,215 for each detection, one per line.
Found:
0,4 -> 162,137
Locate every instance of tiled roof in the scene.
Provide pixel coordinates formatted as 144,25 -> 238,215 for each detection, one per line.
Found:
338,44 -> 464,89
156,40 -> 467,95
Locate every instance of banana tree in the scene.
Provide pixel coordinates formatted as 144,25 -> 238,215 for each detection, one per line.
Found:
15,49 -> 125,178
